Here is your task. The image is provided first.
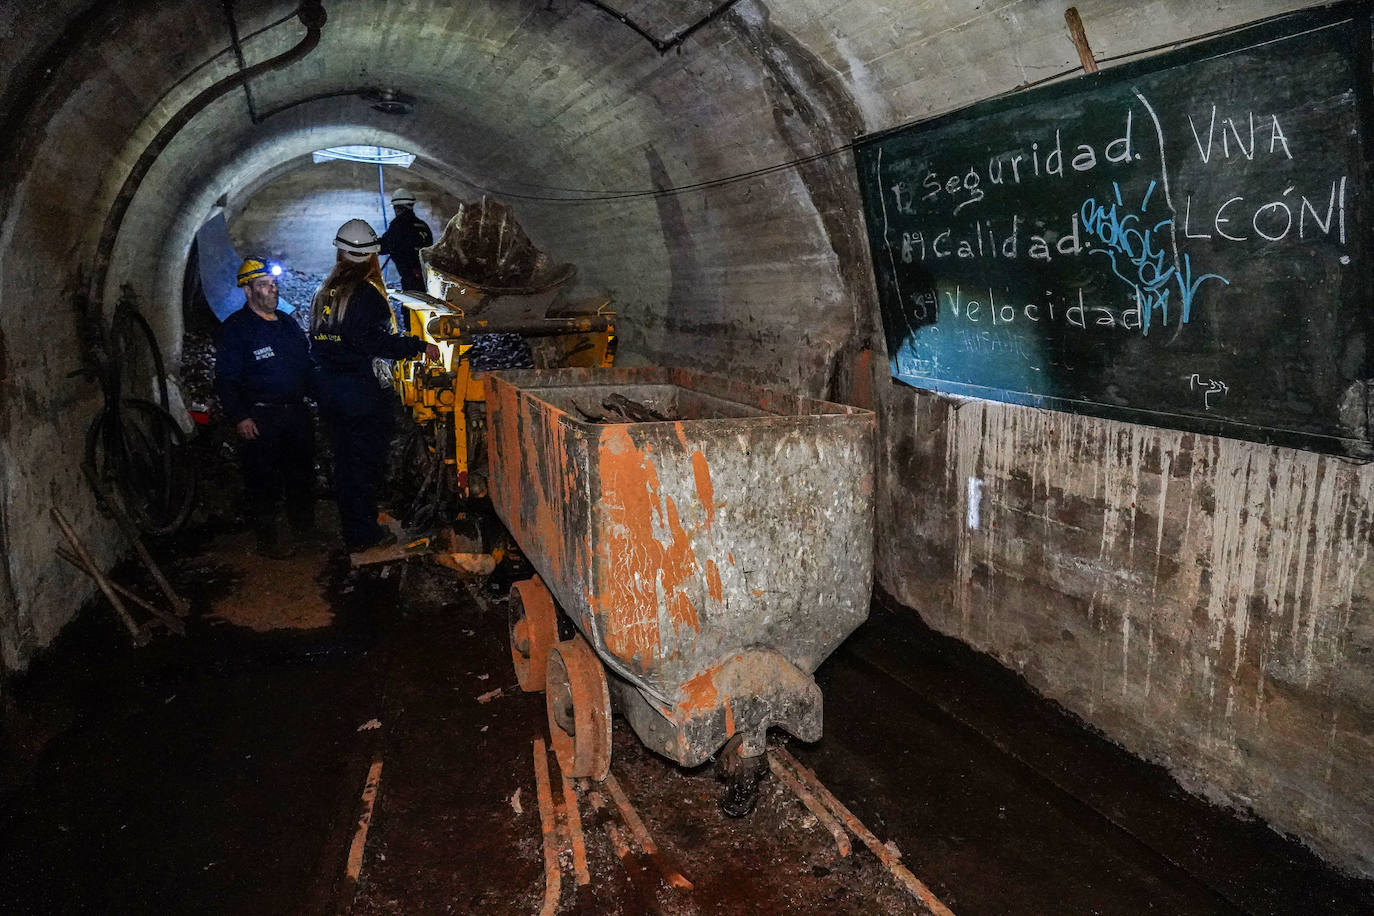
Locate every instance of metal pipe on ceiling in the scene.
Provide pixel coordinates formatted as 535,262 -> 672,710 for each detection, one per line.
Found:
578,0 -> 742,54
89,1 -> 328,311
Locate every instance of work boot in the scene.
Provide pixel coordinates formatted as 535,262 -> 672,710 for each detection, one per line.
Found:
290,523 -> 324,547
255,526 -> 296,559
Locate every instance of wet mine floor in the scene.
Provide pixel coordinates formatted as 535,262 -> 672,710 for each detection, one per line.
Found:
2,520 -> 1372,915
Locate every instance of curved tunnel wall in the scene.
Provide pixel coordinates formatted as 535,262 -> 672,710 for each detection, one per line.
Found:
3,0 -> 1370,876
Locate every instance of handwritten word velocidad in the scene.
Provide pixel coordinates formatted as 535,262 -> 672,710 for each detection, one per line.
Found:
907,285 -> 1157,332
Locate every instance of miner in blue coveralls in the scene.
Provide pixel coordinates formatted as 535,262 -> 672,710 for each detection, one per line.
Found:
214,258 -> 316,558
311,219 -> 440,552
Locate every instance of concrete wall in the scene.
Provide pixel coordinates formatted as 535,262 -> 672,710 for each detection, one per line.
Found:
879,395 -> 1374,874
0,0 -> 223,669
1,0 -> 1369,877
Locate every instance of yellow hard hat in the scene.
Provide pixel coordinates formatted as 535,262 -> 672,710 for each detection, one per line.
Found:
237,258 -> 270,287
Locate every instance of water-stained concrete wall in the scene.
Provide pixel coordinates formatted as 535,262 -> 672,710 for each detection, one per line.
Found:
880,395 -> 1374,873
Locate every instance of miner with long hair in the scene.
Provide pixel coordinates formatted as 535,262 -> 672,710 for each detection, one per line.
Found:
311,219 -> 439,551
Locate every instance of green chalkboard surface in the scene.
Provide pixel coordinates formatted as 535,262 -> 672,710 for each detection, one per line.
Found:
855,2 -> 1373,458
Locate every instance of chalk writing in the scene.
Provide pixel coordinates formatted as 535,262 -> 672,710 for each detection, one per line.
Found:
1081,181 -> 1230,334
1189,374 -> 1230,410
859,3 -> 1369,454
1187,107 -> 1293,163
930,284 -> 1146,332
1182,178 -> 1346,244
888,114 -> 1140,218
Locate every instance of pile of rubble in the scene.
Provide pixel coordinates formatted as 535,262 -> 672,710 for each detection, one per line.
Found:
179,330 -> 219,415
466,333 -> 533,372
277,268 -> 325,332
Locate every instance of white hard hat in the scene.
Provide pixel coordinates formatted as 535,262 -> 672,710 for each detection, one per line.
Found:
390,188 -> 416,207
333,218 -> 380,261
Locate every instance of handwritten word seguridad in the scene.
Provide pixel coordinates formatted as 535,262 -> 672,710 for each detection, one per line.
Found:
890,111 -> 1141,219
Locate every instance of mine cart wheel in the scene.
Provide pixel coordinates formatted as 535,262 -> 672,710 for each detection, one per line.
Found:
509,576 -> 557,692
546,636 -> 612,781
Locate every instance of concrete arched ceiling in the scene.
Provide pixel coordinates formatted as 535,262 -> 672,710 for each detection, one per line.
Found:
9,1 -> 862,356
227,158 -> 467,276
5,0 -> 1313,364
25,2 -> 782,295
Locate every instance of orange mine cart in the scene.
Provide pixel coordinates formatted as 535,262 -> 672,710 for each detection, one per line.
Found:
488,367 -> 875,815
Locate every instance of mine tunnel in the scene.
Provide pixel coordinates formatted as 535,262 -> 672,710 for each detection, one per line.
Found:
3,1 -> 1374,913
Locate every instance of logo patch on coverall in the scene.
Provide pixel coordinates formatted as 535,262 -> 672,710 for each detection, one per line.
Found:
253,346 -> 275,360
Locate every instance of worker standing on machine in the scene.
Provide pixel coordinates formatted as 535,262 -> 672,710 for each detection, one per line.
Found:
378,188 -> 433,292
215,258 -> 316,558
311,219 -> 440,552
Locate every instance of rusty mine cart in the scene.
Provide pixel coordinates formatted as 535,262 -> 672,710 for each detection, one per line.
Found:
488,367 -> 876,815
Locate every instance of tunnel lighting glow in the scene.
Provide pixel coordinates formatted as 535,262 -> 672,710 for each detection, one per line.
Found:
313,145 -> 415,167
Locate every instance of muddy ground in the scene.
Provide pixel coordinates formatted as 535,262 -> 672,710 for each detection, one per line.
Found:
1,512 -> 1372,915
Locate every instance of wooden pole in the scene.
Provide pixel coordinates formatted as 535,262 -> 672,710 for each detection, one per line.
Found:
773,748 -> 956,916
603,773 -> 693,890
51,507 -> 146,646
768,753 -> 851,856
561,772 -> 591,886
1064,7 -> 1099,74
345,758 -> 384,882
84,465 -> 190,617
55,547 -> 183,635
532,738 -> 562,916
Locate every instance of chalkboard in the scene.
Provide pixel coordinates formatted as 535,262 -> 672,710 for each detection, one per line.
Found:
854,2 -> 1373,458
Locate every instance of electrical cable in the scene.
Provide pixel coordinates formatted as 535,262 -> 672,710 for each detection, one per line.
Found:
90,2 -> 327,309
577,0 -> 743,55
145,8 -> 301,130
222,0 -> 262,123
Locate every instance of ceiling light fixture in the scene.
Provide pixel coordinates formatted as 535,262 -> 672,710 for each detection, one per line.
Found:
364,88 -> 415,115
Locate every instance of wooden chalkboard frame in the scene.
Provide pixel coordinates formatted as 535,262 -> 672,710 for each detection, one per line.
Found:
855,1 -> 1374,458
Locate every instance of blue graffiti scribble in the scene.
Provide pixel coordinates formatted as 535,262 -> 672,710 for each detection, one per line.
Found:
1080,181 -> 1229,334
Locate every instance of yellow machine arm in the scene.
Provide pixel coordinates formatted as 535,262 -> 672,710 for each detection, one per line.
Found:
390,289 -> 614,498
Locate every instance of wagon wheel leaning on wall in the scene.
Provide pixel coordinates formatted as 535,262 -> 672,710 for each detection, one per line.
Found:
85,398 -> 196,537
108,299 -> 169,411
82,297 -> 196,536
546,635 -> 612,782
509,576 -> 558,691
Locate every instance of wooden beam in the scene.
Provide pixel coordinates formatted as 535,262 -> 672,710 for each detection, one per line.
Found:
1065,7 -> 1099,74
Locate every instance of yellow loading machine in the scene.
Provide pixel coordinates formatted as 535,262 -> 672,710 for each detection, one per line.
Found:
384,199 -> 615,571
